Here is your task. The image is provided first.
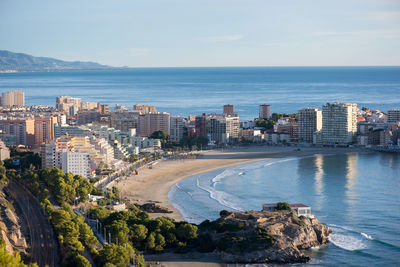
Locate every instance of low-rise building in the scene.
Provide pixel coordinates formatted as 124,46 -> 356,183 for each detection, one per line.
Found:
239,129 -> 263,142
262,203 -> 312,218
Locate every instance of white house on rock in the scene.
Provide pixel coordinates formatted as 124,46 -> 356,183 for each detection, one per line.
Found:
262,203 -> 313,218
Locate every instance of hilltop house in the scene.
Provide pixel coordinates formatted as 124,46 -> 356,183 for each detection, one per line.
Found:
262,203 -> 313,218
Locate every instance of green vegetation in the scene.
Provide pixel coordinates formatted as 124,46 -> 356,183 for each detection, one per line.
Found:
4,161 -> 141,267
88,207 -> 198,255
4,150 -> 41,171
150,130 -> 169,141
21,168 -> 94,204
219,210 -> 230,217
0,240 -> 38,267
274,202 -> 291,211
255,118 -> 275,130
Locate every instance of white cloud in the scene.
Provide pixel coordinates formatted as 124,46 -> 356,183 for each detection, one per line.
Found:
199,34 -> 244,43
128,48 -> 149,57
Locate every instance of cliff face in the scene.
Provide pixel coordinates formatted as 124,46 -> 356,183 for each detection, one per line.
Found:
0,189 -> 28,256
200,210 -> 331,263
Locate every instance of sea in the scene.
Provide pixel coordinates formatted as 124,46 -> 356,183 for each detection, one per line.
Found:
169,152 -> 400,266
1,66 -> 400,120
1,67 -> 400,266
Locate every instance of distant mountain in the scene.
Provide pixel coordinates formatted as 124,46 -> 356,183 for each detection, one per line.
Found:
0,50 -> 115,72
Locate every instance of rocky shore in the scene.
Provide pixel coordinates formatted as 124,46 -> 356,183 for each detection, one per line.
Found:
198,210 -> 331,264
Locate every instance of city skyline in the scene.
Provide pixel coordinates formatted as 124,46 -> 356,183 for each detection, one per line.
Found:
1,0 -> 400,67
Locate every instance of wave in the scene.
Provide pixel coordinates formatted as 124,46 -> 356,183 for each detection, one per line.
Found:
328,233 -> 368,251
361,232 -> 374,240
328,224 -> 400,252
196,175 -> 243,211
328,225 -> 375,251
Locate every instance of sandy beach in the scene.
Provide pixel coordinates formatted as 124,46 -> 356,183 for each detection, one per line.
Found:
115,145 -> 366,266
116,146 -> 364,222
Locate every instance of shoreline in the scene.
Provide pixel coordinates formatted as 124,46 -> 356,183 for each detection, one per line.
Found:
117,146 -> 367,222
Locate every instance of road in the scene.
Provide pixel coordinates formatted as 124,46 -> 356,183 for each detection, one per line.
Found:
7,180 -> 59,267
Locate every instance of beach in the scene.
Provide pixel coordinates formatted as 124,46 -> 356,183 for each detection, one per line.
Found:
116,146 -> 364,222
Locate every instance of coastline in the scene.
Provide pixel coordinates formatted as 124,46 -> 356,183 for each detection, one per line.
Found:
117,146 -> 366,222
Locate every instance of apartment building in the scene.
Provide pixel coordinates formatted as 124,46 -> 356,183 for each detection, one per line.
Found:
133,104 -> 157,114
298,108 -> 322,143
34,116 -> 58,145
259,104 -> 271,119
322,103 -> 357,145
2,90 -> 25,107
110,110 -> 140,132
138,112 -> 170,137
56,96 -> 82,115
223,104 -> 235,116
388,110 -> 400,124
0,117 -> 34,146
61,150 -> 90,178
170,115 -> 184,142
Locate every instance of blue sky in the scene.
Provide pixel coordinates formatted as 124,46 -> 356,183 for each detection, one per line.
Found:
1,0 -> 399,67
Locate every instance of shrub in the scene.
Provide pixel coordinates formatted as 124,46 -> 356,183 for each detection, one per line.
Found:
219,210 -> 230,217
275,202 -> 291,211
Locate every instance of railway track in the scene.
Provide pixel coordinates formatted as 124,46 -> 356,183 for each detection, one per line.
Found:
7,180 -> 59,267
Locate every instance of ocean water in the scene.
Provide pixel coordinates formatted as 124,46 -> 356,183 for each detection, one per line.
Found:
169,152 -> 400,266
1,67 -> 400,120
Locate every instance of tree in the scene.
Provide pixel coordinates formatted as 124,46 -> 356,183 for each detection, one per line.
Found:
88,207 -> 110,222
150,130 -> 168,141
66,253 -> 91,267
144,232 -> 156,250
175,223 -> 198,241
275,202 -> 291,211
195,136 -> 209,149
98,243 -> 134,267
0,241 -> 37,267
154,233 -> 166,252
130,224 -> 148,243
108,220 -> 130,245
0,161 -> 7,181
219,210 -> 230,217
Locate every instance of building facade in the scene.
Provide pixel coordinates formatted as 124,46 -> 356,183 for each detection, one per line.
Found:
170,115 -> 184,142
223,104 -> 235,116
298,108 -> 322,143
2,90 -> 25,107
388,110 -> 400,124
138,112 -> 170,137
259,104 -> 271,119
34,116 -> 58,145
322,103 -> 357,145
0,118 -> 34,146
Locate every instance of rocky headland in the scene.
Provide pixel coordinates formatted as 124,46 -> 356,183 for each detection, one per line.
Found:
197,209 -> 331,263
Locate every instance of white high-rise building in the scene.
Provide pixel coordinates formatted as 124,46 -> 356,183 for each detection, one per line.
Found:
40,142 -> 90,178
298,108 -> 322,143
61,150 -> 90,178
206,114 -> 240,144
322,103 -> 357,145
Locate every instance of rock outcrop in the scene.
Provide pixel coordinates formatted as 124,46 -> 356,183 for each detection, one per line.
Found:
0,189 -> 28,256
198,210 -> 331,263
139,203 -> 173,213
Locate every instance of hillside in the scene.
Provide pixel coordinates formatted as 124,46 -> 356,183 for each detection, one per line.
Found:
0,50 -> 114,72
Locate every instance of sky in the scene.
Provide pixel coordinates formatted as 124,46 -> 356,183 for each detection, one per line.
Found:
1,0 -> 400,67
